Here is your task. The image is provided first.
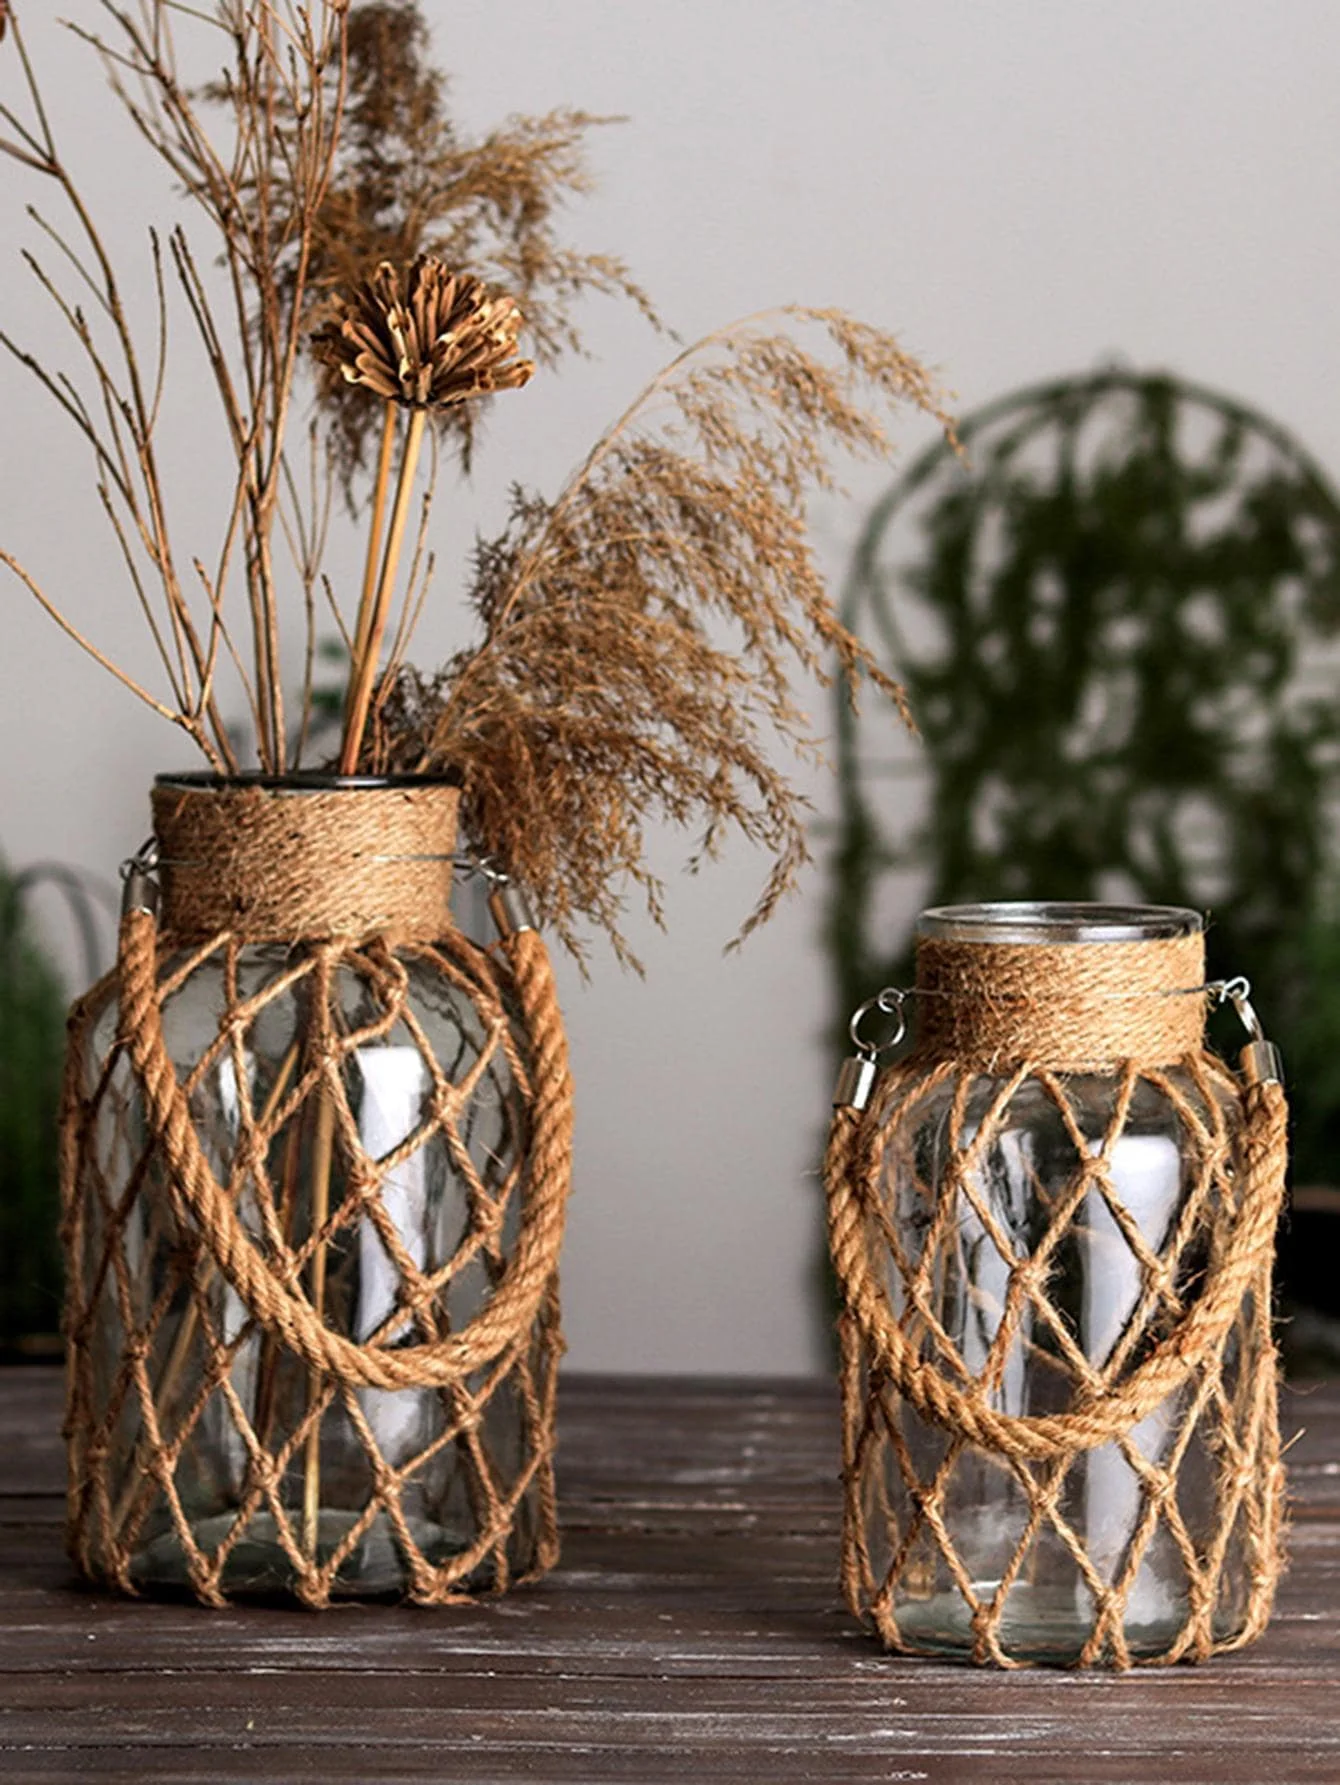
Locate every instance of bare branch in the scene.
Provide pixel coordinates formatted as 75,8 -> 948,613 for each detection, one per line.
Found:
25,204 -> 114,320
0,134 -> 51,174
189,558 -> 245,771
96,478 -> 188,707
0,326 -> 135,510
2,549 -> 188,729
146,227 -> 170,433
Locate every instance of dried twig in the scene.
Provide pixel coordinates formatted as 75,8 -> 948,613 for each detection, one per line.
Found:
0,0 -> 350,771
3,0 -> 653,770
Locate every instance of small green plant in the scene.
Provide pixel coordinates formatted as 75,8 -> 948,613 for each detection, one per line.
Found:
0,862 -> 68,1354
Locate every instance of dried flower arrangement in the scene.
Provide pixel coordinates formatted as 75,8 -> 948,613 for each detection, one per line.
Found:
1,0 -> 957,1611
0,0 -> 954,960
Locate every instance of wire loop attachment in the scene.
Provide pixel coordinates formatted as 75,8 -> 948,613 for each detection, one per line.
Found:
836,987 -> 909,1111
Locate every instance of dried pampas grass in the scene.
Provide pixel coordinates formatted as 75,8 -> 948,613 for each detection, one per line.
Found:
378,309 -> 958,965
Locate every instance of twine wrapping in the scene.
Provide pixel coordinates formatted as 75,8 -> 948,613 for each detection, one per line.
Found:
60,781 -> 573,1608
152,779 -> 461,942
915,932 -> 1205,1071
826,928 -> 1288,1668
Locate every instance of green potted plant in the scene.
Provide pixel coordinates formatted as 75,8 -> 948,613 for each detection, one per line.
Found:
0,861 -> 67,1358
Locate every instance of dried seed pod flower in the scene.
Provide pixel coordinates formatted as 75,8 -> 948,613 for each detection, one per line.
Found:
312,257 -> 535,409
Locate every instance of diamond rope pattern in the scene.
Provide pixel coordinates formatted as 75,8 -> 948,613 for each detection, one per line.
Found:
827,1051 -> 1286,1668
62,917 -> 569,1608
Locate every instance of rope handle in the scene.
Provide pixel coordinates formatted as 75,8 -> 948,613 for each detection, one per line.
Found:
824,1062 -> 1288,1461
113,901 -> 574,1392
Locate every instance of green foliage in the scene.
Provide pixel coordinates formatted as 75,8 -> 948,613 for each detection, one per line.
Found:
0,863 -> 66,1351
831,367 -> 1340,1191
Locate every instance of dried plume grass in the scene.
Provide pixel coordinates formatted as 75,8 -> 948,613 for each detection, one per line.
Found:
379,310 -> 958,966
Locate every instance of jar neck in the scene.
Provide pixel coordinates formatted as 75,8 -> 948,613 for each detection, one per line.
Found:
912,903 -> 1207,1073
917,901 -> 1203,945
151,777 -> 461,943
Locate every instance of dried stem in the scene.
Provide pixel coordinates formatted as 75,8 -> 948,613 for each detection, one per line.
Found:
339,404 -> 427,771
345,400 -> 399,723
0,547 -> 228,767
378,439 -> 438,697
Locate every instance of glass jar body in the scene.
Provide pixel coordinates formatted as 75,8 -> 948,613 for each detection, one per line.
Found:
858,1058 -> 1262,1664
66,937 -> 544,1602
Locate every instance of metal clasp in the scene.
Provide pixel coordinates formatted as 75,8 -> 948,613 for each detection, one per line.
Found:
456,852 -> 537,938
834,987 -> 908,1111
119,838 -> 160,921
1210,976 -> 1283,1087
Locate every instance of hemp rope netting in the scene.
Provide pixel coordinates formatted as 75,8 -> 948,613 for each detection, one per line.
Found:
825,929 -> 1289,1668
61,782 -> 574,1608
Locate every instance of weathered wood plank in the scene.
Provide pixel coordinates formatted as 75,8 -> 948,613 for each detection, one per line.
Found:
2,1663 -> 1338,1785
6,1751 -> 1336,1785
0,1367 -> 1337,1784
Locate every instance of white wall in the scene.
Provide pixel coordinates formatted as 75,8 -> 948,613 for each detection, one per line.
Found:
3,2 -> 1338,1372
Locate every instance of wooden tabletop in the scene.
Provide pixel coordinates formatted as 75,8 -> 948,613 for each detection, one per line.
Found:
1,1367 -> 1337,1783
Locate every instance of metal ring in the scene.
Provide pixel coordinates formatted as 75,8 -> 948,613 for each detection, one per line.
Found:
1214,975 -> 1252,1005
118,837 -> 159,881
848,988 -> 908,1059
454,851 -> 510,888
1207,975 -> 1267,1044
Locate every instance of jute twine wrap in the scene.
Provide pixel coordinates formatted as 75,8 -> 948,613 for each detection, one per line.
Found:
152,780 -> 460,941
825,929 -> 1288,1668
61,783 -> 573,1609
915,933 -> 1205,1071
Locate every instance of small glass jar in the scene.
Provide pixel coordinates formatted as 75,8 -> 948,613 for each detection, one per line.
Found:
63,776 -> 554,1603
835,902 -> 1280,1666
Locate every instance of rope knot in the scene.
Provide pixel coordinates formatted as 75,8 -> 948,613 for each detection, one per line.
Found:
1010,1257 -> 1048,1300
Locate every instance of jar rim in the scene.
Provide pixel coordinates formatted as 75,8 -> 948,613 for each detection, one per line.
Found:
154,770 -> 461,794
916,901 -> 1204,944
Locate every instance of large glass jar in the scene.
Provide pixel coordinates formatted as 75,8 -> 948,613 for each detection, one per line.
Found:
831,902 -> 1283,1667
62,776 -> 565,1606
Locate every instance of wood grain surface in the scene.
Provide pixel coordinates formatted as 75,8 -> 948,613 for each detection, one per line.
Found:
0,1368 -> 1336,1783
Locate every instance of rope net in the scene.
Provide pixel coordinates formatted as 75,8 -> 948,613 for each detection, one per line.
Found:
60,783 -> 573,1609
825,932 -> 1287,1668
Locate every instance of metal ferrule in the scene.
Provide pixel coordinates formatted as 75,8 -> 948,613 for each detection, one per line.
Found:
1240,1038 -> 1284,1088
488,881 -> 537,937
120,867 -> 160,922
834,1054 -> 878,1112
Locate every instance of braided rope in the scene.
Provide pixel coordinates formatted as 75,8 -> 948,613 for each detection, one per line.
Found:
111,907 -> 571,1392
